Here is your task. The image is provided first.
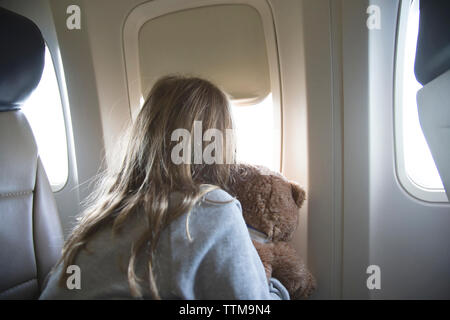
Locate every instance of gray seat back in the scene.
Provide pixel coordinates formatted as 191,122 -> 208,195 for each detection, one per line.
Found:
0,7 -> 63,299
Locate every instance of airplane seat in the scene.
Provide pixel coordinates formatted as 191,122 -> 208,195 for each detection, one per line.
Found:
0,7 -> 63,299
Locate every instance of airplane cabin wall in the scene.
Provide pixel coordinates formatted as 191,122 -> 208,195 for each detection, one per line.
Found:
365,0 -> 450,298
340,0 -> 450,298
300,0 -> 343,299
296,0 -> 450,299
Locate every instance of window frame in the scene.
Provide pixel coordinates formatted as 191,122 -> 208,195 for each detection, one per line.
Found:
394,0 -> 448,202
122,0 -> 283,172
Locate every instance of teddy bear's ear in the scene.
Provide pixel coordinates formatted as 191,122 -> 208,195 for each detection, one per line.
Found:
290,181 -> 306,208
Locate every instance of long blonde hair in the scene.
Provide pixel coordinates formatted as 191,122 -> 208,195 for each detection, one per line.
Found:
58,75 -> 236,299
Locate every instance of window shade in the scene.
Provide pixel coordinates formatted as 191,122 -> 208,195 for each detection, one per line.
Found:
138,4 -> 270,103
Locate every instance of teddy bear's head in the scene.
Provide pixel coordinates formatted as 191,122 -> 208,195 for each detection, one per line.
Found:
228,164 -> 305,242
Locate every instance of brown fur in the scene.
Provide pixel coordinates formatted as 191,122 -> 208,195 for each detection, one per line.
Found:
228,164 -> 316,299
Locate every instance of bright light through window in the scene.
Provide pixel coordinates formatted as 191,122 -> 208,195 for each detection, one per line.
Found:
231,93 -> 276,170
22,46 -> 68,191
401,0 -> 444,190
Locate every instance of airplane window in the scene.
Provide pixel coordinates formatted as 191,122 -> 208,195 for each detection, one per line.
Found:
22,45 -> 68,192
231,93 -> 277,171
395,0 -> 446,201
127,3 -> 282,171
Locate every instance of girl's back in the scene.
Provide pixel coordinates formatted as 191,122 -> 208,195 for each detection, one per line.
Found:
40,187 -> 289,299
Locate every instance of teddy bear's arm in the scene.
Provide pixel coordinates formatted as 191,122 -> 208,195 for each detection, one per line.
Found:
270,242 -> 316,299
252,241 -> 274,280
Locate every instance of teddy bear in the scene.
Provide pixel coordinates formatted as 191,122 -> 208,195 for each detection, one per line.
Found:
228,164 -> 316,299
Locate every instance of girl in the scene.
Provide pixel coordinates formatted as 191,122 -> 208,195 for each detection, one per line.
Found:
40,75 -> 289,299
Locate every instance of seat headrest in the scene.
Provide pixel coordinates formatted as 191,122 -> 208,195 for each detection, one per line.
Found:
0,7 -> 45,111
414,0 -> 450,86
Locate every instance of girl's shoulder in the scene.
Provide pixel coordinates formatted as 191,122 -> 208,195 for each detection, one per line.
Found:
198,186 -> 242,212
201,186 -> 233,201
169,186 -> 244,240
